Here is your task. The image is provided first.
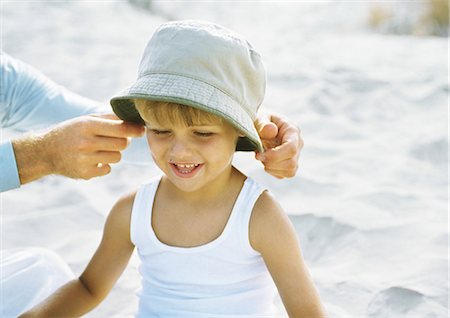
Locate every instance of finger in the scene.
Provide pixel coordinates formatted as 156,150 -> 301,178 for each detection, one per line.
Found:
260,137 -> 300,163
263,167 -> 287,179
89,117 -> 145,138
264,112 -> 290,129
264,166 -> 297,179
254,111 -> 272,132
95,163 -> 112,177
255,112 -> 301,150
259,122 -> 278,140
93,151 -> 122,165
89,136 -> 130,152
267,114 -> 302,145
79,163 -> 112,180
262,157 -> 298,175
278,124 -> 301,147
255,112 -> 279,139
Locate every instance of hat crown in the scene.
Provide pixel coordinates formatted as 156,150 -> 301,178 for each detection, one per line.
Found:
138,20 -> 266,119
110,20 -> 265,152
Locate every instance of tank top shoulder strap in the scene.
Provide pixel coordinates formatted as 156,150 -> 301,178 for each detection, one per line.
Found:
229,177 -> 267,255
130,175 -> 162,246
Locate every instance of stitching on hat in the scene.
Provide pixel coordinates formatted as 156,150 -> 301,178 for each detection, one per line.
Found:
126,80 -> 254,130
133,76 -> 248,121
128,74 -> 257,128
139,72 -> 255,118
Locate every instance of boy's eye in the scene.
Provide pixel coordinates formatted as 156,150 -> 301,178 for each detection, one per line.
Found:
150,129 -> 170,135
194,131 -> 214,137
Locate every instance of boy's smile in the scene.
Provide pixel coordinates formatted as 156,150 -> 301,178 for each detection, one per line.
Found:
170,162 -> 203,178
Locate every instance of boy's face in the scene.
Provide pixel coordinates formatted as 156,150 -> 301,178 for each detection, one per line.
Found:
142,114 -> 240,193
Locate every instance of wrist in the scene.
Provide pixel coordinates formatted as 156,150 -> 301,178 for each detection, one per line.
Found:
12,132 -> 55,185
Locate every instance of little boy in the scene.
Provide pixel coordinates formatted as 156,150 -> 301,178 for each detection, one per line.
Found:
20,20 -> 326,317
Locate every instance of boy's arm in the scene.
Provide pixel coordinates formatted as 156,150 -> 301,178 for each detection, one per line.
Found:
250,192 -> 327,318
19,192 -> 136,318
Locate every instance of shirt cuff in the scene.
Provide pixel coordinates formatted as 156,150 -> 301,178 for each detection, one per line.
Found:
0,140 -> 21,192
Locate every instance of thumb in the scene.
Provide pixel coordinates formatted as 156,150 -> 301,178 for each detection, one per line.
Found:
255,112 -> 278,140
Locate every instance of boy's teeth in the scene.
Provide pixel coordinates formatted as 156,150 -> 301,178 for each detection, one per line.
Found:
176,163 -> 199,168
173,163 -> 200,174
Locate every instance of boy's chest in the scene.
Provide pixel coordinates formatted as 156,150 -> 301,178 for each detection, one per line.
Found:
151,201 -> 233,248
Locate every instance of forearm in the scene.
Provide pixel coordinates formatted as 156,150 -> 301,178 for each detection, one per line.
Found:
19,278 -> 102,318
11,133 -> 54,186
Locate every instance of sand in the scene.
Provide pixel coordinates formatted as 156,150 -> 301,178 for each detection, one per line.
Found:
1,1 -> 448,317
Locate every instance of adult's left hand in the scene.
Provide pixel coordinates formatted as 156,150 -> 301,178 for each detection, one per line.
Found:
255,112 -> 303,179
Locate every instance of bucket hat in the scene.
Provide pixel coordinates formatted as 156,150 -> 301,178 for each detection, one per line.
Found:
110,20 -> 265,152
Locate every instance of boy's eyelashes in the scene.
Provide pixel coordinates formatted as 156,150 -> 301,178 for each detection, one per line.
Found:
194,131 -> 214,137
149,129 -> 170,135
147,128 -> 215,137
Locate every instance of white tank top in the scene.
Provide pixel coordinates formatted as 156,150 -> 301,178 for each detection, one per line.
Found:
130,176 -> 277,317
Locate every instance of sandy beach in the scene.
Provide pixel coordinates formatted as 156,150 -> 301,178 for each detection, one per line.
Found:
1,1 -> 448,317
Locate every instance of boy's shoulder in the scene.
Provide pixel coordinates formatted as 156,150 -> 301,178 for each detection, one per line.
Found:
114,190 -> 137,209
252,189 -> 284,221
100,189 -> 139,245
250,189 -> 293,253
108,189 -> 138,224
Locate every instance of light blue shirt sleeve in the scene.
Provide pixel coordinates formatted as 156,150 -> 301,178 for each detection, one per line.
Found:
0,140 -> 20,191
0,52 -> 102,192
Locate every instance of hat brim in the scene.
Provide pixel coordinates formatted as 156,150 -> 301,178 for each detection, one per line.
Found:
110,73 -> 263,152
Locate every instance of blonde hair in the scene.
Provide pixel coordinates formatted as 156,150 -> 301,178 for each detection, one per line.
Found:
135,99 -> 224,127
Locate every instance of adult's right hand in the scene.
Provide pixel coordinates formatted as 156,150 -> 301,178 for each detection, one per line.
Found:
12,114 -> 145,185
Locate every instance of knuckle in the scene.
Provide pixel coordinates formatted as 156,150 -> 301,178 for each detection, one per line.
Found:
264,167 -> 282,179
285,169 -> 297,178
80,167 -> 93,179
76,117 -> 94,134
286,143 -> 298,157
76,153 -> 90,166
286,164 -> 299,178
75,138 -> 92,152
286,159 -> 298,171
80,171 -> 93,180
75,162 -> 95,180
114,124 -> 127,136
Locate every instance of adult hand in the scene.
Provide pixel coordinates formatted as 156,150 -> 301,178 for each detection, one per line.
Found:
12,114 -> 145,185
254,112 -> 303,179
